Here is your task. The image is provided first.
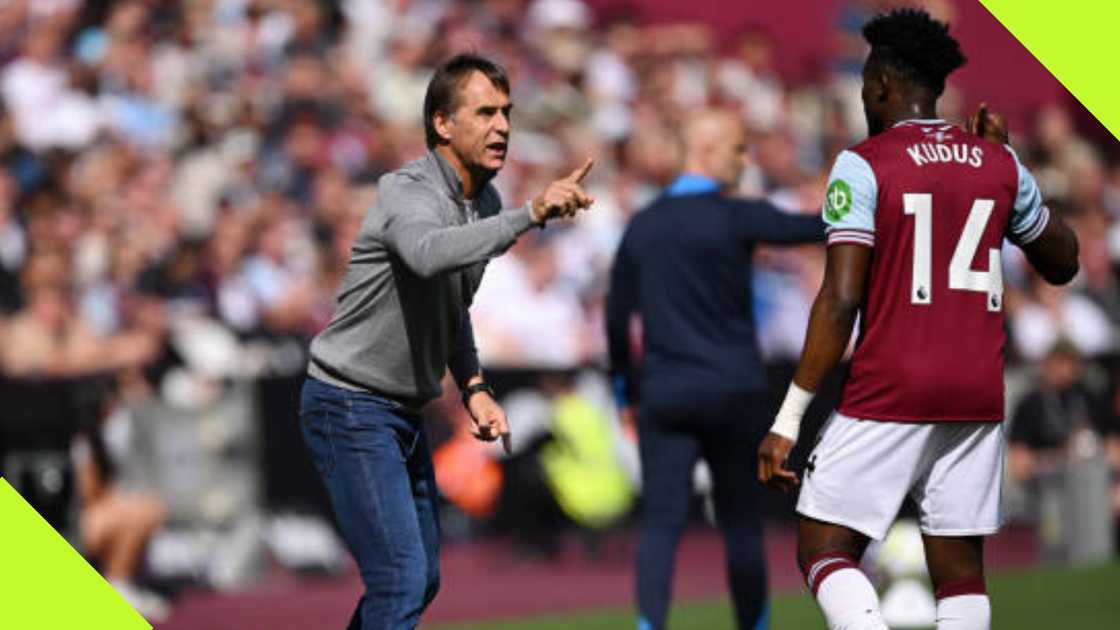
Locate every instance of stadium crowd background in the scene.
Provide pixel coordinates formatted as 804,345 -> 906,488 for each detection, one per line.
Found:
0,0 -> 1117,620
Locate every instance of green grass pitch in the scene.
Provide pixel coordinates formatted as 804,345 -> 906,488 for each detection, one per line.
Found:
432,562 -> 1120,629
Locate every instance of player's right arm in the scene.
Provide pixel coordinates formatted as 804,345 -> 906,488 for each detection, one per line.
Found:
758,150 -> 876,491
757,245 -> 871,491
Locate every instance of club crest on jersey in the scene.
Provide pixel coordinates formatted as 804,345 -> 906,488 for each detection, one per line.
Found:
824,179 -> 852,223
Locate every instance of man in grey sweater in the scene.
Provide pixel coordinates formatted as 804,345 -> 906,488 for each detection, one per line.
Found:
299,54 -> 593,630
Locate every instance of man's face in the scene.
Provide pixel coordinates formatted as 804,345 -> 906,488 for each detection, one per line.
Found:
710,120 -> 748,190
440,71 -> 512,174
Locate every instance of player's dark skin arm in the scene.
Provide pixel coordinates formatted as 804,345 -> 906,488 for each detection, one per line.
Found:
1021,218 -> 1079,285
790,245 -> 869,391
758,244 -> 874,566
757,244 -> 870,492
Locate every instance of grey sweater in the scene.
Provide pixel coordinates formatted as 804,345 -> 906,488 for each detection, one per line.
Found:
308,150 -> 535,407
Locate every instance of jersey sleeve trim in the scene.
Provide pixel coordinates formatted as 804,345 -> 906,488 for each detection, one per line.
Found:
827,228 -> 874,248
1013,204 -> 1050,245
1003,145 -> 1048,244
823,149 -> 877,246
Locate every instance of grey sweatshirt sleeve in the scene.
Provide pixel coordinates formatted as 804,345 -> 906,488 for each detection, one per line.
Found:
448,307 -> 481,390
381,176 -> 535,278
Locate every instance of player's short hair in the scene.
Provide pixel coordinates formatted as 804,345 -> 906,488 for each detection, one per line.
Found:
862,8 -> 966,97
423,54 -> 510,149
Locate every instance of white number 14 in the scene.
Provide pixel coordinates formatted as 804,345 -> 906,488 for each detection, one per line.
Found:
903,193 -> 1003,311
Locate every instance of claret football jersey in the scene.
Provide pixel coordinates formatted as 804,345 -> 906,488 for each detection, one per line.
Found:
823,119 -> 1049,422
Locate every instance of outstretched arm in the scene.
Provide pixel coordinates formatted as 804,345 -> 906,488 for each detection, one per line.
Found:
735,200 -> 826,245
758,244 -> 871,491
382,159 -> 596,278
381,180 -> 536,278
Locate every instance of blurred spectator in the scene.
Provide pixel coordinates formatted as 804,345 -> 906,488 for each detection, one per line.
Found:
0,170 -> 23,311
1009,341 -> 1120,483
1010,280 -> 1114,362
239,204 -> 317,335
2,11 -> 101,150
74,401 -> 169,622
472,232 -> 594,367
0,251 -> 160,378
715,27 -> 785,133
1008,341 -> 1120,552
538,383 -> 634,532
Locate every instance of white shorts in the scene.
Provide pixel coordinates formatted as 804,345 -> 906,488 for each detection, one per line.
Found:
796,412 -> 1004,540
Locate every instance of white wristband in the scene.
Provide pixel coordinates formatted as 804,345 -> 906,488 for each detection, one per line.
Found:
770,383 -> 814,443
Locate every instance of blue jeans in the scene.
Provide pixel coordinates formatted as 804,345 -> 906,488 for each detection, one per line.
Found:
299,377 -> 440,630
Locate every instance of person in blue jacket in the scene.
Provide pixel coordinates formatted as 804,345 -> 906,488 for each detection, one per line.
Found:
607,109 -> 825,630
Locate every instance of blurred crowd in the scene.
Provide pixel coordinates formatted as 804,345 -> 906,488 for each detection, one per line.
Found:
0,0 -> 1117,620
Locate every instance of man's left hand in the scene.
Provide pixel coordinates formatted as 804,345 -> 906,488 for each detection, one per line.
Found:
468,393 -> 512,454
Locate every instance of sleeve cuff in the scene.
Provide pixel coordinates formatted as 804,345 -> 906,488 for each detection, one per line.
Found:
451,359 -> 481,390
500,202 -> 536,239
826,228 -> 875,248
1011,205 -> 1050,245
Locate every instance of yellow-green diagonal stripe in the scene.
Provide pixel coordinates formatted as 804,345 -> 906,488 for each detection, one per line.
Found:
979,0 -> 1120,141
0,478 -> 150,630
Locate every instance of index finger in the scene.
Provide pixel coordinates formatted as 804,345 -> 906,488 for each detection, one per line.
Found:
564,158 -> 594,184
494,414 -> 512,453
774,467 -> 799,486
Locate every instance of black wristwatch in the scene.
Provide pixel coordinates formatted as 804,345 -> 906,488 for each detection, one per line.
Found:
462,381 -> 496,408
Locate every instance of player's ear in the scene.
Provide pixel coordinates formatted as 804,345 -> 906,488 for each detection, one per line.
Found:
433,110 -> 454,143
872,72 -> 892,102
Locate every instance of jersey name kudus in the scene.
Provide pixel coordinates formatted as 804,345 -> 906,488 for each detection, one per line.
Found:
906,142 -> 984,168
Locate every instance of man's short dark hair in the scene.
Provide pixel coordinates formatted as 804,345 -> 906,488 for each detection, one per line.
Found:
423,54 -> 510,149
862,9 -> 966,97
